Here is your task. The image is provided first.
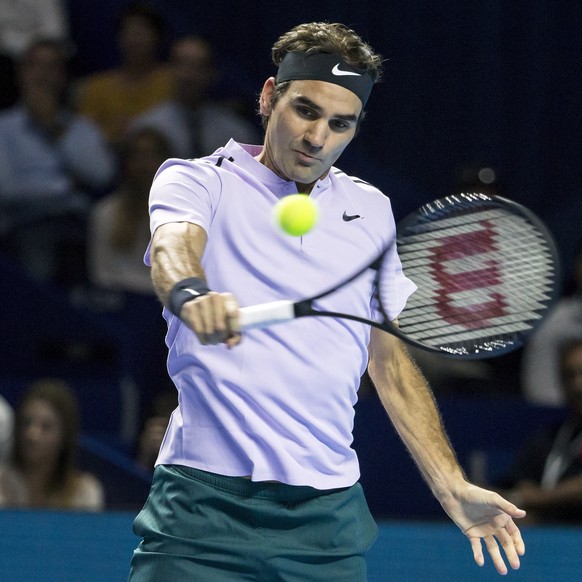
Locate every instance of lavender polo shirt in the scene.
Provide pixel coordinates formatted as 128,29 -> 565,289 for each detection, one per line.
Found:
145,140 -> 416,489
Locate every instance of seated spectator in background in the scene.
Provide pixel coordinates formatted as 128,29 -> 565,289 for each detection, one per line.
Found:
498,339 -> 582,523
521,241 -> 582,406
0,0 -> 70,110
85,127 -> 172,429
88,127 -> 171,295
0,395 -> 14,461
0,38 -> 116,286
75,3 -> 172,146
0,378 -> 105,510
134,388 -> 177,471
131,35 -> 260,158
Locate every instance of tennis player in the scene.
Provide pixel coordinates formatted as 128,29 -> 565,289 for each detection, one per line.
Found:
128,22 -> 526,580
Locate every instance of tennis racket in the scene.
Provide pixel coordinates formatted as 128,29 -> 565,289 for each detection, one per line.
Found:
239,193 -> 560,358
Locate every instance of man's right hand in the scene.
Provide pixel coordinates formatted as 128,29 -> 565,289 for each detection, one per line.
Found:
181,292 -> 242,347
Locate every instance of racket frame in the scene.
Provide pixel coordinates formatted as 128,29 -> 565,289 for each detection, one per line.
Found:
239,193 -> 561,359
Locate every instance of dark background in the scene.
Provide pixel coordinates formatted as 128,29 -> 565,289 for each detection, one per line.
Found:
67,0 -> 582,274
62,0 -> 581,515
0,1 -> 579,516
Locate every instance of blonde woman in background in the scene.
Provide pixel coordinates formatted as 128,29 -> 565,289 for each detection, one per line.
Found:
0,378 -> 104,510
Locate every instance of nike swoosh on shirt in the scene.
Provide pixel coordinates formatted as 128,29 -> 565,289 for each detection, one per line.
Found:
342,211 -> 362,222
332,64 -> 362,77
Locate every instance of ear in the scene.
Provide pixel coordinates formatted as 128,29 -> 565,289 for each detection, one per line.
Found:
259,77 -> 276,116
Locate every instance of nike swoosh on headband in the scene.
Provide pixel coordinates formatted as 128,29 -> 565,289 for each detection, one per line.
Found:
276,52 -> 374,105
331,63 -> 361,77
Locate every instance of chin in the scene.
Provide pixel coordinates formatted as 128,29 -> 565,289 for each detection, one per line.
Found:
292,167 -> 320,183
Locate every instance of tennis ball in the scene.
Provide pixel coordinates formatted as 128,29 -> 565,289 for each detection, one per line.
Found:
274,194 -> 319,236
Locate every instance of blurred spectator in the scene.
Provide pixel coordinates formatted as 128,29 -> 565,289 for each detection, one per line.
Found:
83,126 -> 172,426
498,339 -> 582,523
75,3 -> 172,146
0,395 -> 14,462
0,38 -> 116,286
134,388 -> 177,471
88,127 -> 171,294
131,35 -> 260,158
0,378 -> 105,510
521,240 -> 582,406
0,0 -> 69,110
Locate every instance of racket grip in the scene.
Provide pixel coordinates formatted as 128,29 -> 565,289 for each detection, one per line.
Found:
239,300 -> 296,331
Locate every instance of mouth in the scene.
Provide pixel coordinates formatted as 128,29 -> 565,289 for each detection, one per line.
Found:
294,150 -> 320,164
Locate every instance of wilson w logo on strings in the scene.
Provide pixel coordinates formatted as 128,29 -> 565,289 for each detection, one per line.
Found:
429,220 -> 507,329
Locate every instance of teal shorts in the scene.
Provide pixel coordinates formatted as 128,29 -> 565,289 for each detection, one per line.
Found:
128,465 -> 379,581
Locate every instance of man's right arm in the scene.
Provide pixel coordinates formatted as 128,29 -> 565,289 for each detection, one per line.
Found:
150,221 -> 241,346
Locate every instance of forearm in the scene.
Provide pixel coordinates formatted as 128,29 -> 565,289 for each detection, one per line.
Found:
150,222 -> 208,306
368,330 -> 465,502
150,221 -> 240,346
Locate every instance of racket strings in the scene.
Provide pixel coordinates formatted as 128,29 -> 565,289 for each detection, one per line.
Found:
387,200 -> 559,355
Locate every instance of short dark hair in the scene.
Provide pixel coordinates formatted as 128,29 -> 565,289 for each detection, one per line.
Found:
271,22 -> 383,81
260,22 -> 383,129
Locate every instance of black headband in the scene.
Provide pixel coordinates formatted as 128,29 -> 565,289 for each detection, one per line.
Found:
276,52 -> 375,107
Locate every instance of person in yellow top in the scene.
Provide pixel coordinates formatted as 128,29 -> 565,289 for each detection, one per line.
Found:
76,3 -> 171,146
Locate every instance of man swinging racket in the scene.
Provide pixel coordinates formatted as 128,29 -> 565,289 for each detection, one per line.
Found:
128,22 -> 526,581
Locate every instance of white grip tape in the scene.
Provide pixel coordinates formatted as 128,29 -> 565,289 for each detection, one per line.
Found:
239,300 -> 296,331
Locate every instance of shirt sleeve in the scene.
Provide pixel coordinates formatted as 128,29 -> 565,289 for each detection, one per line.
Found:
144,158 -> 221,266
375,243 -> 417,322
371,197 -> 417,322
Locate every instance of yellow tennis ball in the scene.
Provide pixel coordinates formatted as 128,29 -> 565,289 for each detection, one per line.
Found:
274,194 -> 319,236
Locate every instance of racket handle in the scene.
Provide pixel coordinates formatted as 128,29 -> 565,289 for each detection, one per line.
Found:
239,300 -> 296,331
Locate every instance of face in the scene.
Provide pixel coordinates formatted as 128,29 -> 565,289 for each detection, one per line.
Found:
562,344 -> 582,417
19,45 -> 67,94
19,399 -> 64,468
170,38 -> 215,106
118,16 -> 159,62
258,79 -> 361,192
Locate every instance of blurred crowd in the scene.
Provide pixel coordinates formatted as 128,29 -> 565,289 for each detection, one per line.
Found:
0,1 -> 259,290
0,1 -> 581,521
0,1 -> 258,511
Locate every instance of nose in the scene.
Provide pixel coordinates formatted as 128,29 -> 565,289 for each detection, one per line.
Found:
304,120 -> 328,150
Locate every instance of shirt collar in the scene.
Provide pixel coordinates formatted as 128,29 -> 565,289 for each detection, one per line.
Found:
222,139 -> 332,194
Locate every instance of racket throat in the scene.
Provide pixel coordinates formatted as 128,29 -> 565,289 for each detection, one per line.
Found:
294,300 -> 314,318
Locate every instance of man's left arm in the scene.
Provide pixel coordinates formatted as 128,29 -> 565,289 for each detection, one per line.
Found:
367,327 -> 526,575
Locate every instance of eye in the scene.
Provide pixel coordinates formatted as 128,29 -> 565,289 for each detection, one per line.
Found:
296,105 -> 316,119
330,119 -> 351,132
